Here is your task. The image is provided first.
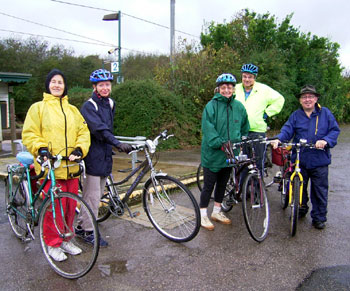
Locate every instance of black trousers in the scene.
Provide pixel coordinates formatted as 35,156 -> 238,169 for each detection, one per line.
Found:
199,167 -> 232,208
300,166 -> 329,223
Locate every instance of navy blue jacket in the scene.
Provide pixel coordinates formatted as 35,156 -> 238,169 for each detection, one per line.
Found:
277,104 -> 340,169
81,92 -> 121,176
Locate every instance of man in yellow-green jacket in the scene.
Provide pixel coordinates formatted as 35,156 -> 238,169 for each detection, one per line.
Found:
235,63 -> 285,173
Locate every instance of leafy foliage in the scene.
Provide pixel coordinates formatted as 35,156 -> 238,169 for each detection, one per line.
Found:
112,79 -> 198,148
197,9 -> 349,126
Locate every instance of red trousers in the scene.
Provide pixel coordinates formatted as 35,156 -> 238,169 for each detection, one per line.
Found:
42,179 -> 79,247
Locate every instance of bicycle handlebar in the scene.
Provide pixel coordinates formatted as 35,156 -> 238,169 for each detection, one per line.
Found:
276,140 -> 319,150
129,130 -> 174,155
33,154 -> 85,180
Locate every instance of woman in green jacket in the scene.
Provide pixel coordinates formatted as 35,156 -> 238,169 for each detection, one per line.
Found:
200,73 -> 249,230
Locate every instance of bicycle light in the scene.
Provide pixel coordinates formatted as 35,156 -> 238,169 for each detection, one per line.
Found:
299,138 -> 307,145
146,140 -> 156,153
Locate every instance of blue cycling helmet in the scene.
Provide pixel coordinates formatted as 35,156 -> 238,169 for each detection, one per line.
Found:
216,73 -> 237,86
241,63 -> 258,76
90,69 -> 114,83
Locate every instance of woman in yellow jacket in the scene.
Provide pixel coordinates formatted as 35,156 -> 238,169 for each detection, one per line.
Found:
22,69 -> 90,262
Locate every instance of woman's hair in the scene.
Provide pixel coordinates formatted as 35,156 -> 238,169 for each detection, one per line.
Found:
45,69 -> 68,97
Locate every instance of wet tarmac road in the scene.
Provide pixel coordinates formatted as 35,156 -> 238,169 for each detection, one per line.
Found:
0,126 -> 350,290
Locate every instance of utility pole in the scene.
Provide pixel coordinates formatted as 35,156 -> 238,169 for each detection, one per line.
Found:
170,0 -> 175,64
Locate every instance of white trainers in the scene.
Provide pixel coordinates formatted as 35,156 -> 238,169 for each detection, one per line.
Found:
201,216 -> 215,230
211,212 -> 232,225
48,246 -> 67,262
60,241 -> 82,255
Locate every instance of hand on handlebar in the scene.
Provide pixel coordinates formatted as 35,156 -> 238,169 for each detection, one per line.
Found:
116,142 -> 133,154
315,140 -> 327,149
270,139 -> 280,149
69,147 -> 83,161
38,147 -> 49,162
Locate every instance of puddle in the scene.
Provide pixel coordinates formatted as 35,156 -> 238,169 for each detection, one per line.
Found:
98,260 -> 129,277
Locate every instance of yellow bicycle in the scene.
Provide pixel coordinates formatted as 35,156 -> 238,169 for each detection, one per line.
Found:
275,139 -> 316,236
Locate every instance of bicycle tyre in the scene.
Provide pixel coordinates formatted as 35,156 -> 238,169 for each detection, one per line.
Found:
97,193 -> 112,223
39,192 -> 100,279
196,163 -> 203,192
242,172 -> 269,242
281,171 -> 291,209
290,176 -> 300,236
143,175 -> 200,243
5,176 -> 31,240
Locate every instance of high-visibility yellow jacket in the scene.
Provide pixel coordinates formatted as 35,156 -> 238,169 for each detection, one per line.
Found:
235,82 -> 285,132
22,93 -> 90,180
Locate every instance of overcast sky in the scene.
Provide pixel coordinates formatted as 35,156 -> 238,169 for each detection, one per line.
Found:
1,0 -> 350,71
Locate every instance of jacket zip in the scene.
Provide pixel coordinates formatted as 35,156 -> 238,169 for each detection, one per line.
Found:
60,97 -> 69,178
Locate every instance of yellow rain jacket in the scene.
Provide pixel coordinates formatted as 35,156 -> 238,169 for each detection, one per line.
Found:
22,93 -> 90,180
235,81 -> 285,132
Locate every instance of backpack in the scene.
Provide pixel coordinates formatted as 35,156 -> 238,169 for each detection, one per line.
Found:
88,98 -> 114,111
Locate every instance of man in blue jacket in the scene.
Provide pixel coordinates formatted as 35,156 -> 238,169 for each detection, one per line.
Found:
271,85 -> 340,229
77,69 -> 132,246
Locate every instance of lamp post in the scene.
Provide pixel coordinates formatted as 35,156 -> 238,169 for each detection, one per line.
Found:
103,11 -> 122,83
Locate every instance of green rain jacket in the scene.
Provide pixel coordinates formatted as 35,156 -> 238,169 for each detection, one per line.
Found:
201,93 -> 250,172
235,81 -> 284,132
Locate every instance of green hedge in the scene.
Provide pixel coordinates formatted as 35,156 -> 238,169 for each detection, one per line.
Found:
113,79 -> 200,149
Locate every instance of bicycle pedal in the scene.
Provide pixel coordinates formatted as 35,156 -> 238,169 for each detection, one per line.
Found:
131,211 -> 140,218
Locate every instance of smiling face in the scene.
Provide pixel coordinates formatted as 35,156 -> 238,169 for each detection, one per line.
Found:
299,93 -> 318,112
219,83 -> 235,98
241,72 -> 256,90
49,74 -> 65,97
93,81 -> 112,97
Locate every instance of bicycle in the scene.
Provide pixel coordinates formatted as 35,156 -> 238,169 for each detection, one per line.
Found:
197,137 -> 270,242
196,138 -> 273,211
96,130 -> 201,243
272,139 -> 317,236
5,150 -> 99,279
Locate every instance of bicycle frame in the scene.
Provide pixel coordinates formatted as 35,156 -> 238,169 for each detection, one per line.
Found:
229,137 -> 268,205
7,155 -> 81,239
104,132 -> 173,215
288,147 -> 304,206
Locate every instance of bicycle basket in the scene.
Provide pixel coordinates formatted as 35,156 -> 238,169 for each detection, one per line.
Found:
271,147 -> 290,166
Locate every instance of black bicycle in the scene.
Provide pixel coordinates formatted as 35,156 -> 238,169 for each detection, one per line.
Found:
97,130 -> 201,243
197,137 -> 270,242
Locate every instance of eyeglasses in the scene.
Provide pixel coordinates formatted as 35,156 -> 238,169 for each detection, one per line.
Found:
300,95 -> 316,100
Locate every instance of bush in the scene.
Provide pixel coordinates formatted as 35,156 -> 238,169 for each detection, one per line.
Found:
113,79 -> 199,149
68,87 -> 92,109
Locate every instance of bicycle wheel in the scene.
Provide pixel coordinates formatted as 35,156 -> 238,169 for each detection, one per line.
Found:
5,176 -> 31,240
242,172 -> 269,242
143,175 -> 200,243
196,163 -> 203,192
290,176 -> 300,236
97,193 -> 111,223
39,192 -> 100,279
280,171 -> 291,209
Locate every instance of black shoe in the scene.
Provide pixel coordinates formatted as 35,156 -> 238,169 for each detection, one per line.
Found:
312,221 -> 325,229
74,225 -> 85,237
84,232 -> 109,247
